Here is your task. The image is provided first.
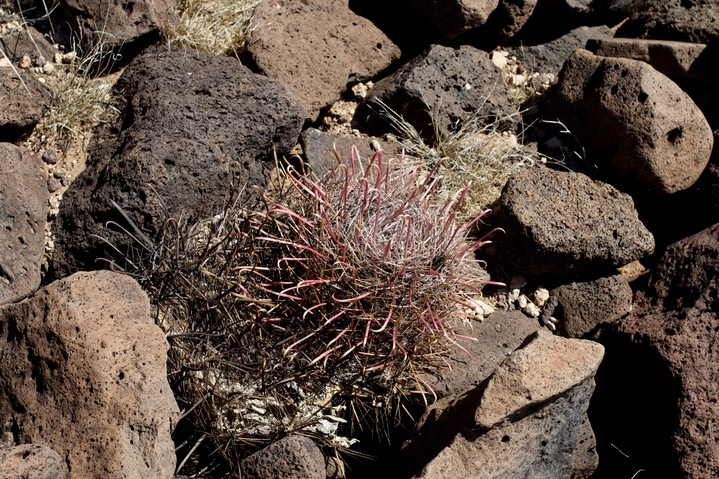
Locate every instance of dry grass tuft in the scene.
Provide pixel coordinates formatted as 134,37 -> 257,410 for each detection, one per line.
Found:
163,0 -> 260,56
32,71 -> 121,154
25,29 -> 123,155
370,99 -> 547,221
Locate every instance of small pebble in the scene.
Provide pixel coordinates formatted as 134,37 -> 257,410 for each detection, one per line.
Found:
475,300 -> 495,317
491,50 -> 508,69
511,74 -> 526,86
18,54 -> 31,69
517,294 -> 529,309
53,168 -> 66,179
53,52 -> 63,64
47,177 -> 62,193
543,316 -> 559,331
351,82 -> 369,99
534,288 -> 550,306
42,62 -> 54,74
522,302 -> 541,318
34,56 -> 46,67
42,148 -> 58,165
62,51 -> 77,64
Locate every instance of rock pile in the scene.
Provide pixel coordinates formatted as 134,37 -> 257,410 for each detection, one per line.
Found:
1,0 -> 717,477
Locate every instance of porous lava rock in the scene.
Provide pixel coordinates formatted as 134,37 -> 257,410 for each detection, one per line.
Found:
398,331 -> 604,479
0,26 -> 56,63
552,274 -> 633,338
299,127 -> 404,178
361,44 -> 514,144
50,0 -> 175,69
498,167 -> 654,279
616,0 -> 719,44
594,223 -> 719,478
550,49 -> 713,194
586,37 -> 719,128
0,444 -> 67,479
408,0 -> 500,40
650,221 -> 719,311
507,25 -> 614,76
50,46 -> 304,278
0,271 -> 179,479
429,310 -> 541,398
0,69 -> 49,142
478,0 -> 538,43
246,0 -> 400,122
571,416 -> 599,479
240,435 -> 325,479
0,143 -> 48,305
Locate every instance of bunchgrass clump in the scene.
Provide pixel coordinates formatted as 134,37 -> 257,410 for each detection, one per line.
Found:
115,148 -> 500,474
162,0 -> 260,56
27,28 -> 122,154
371,99 -> 547,221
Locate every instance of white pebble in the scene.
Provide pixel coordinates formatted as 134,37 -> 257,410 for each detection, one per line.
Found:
62,51 -> 77,64
534,288 -> 550,306
491,51 -> 508,69
523,302 -> 541,318
475,300 -> 495,317
517,294 -> 528,309
511,74 -> 526,86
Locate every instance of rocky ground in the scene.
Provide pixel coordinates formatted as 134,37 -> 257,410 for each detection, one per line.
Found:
1,1 -> 718,478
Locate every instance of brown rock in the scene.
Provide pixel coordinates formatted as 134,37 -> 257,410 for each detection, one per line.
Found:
592,222 -> 719,478
552,274 -> 633,338
246,0 -> 400,122
474,331 -> 604,430
361,44 -> 514,144
399,331 -> 604,479
508,25 -> 615,76
498,167 -> 655,279
50,46 -> 304,278
0,144 -> 48,305
240,435 -> 325,479
0,69 -> 50,141
429,310 -> 541,398
551,49 -> 714,194
615,310 -> 719,477
408,0 -> 500,39
0,26 -> 56,64
650,221 -> 719,311
571,416 -> 599,479
53,0 -> 175,69
299,128 -> 405,178
0,444 -> 67,479
616,0 -> 719,44
491,0 -> 538,40
0,271 -> 179,478
586,38 -> 719,127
